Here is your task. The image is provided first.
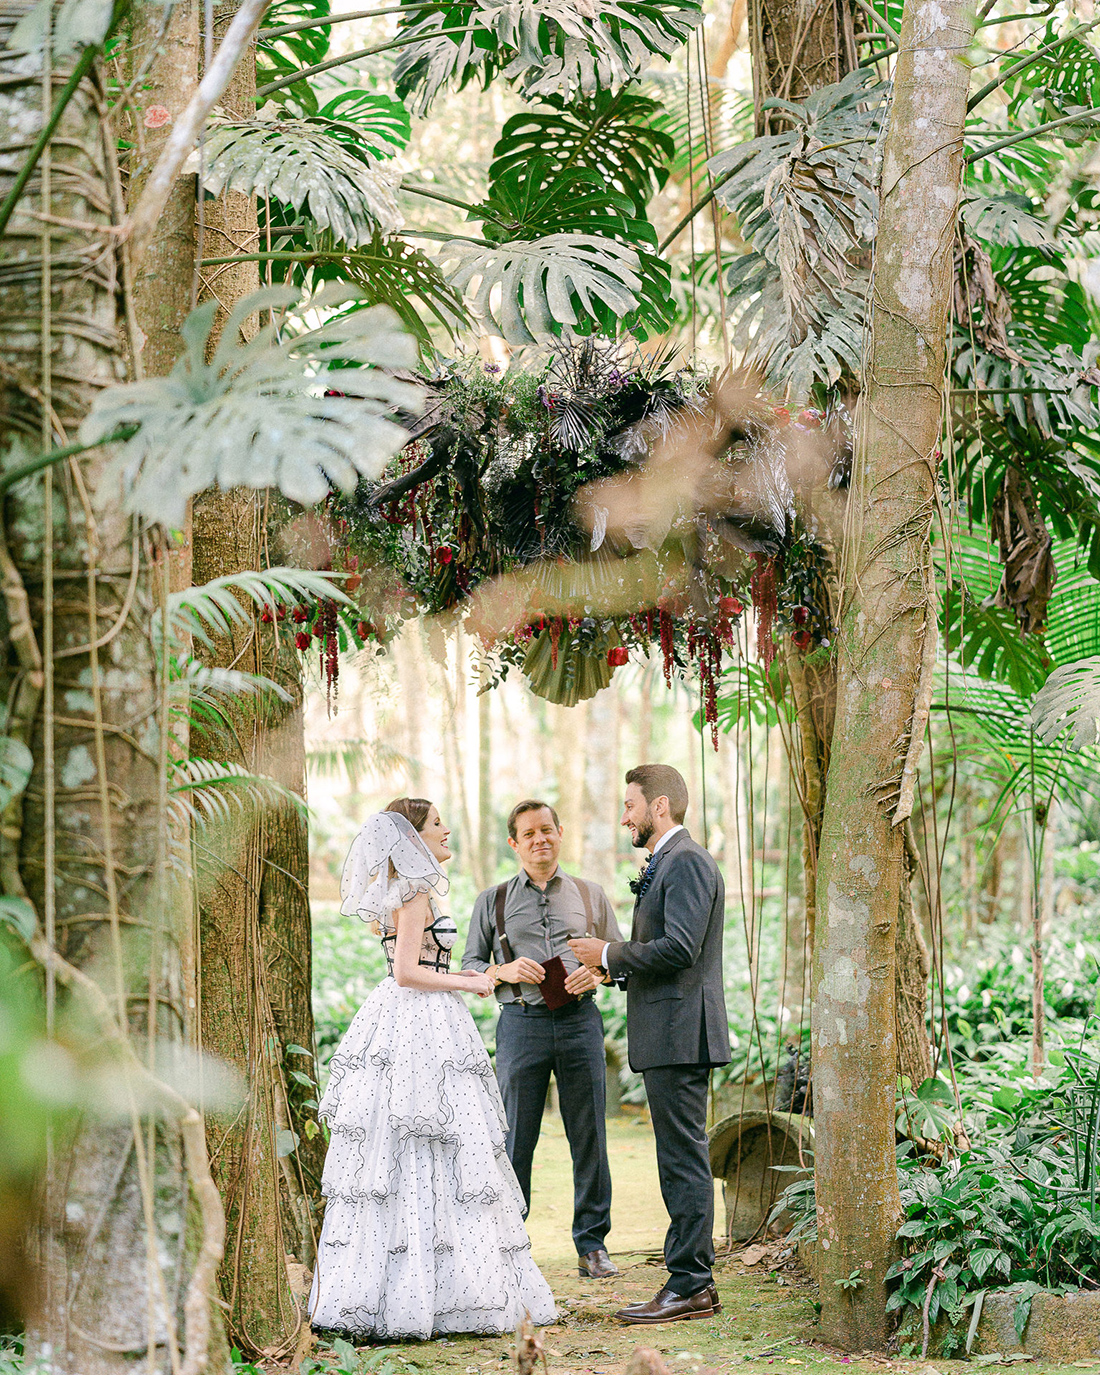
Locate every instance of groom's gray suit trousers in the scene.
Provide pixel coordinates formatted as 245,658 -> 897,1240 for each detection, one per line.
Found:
494,997 -> 612,1257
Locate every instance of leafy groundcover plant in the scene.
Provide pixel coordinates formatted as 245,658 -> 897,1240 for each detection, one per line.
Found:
887,1131 -> 1100,1357
774,1044 -> 1100,1358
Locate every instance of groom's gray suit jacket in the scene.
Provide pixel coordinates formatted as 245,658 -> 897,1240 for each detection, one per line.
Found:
605,828 -> 731,1073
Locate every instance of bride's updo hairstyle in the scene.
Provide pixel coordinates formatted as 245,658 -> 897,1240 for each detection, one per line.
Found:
385,797 -> 432,833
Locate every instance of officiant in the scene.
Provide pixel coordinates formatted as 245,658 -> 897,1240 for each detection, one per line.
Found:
462,799 -> 623,1280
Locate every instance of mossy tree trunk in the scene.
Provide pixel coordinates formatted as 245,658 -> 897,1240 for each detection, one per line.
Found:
810,0 -> 975,1346
0,10 -> 226,1371
749,0 -> 858,133
187,6 -> 312,1346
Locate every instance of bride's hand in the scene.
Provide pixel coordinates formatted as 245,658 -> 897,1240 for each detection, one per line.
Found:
456,970 -> 495,998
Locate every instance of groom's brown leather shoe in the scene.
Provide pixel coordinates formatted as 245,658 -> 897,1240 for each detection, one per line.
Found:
578,1248 -> 619,1278
615,1285 -> 720,1324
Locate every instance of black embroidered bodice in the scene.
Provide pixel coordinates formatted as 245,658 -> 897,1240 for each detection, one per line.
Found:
381,902 -> 458,977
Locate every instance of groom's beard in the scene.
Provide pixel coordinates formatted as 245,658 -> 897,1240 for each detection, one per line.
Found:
631,810 -> 655,848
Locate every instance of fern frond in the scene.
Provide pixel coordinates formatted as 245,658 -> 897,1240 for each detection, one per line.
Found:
169,757 -> 304,826
160,567 -> 351,649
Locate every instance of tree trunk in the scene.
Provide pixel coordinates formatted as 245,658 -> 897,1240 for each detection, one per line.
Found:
1031,799 -> 1054,1079
0,15 -> 225,1371
896,831 -> 932,1090
750,0 -> 859,134
126,0 -> 199,377
190,493 -> 296,1353
810,0 -> 975,1346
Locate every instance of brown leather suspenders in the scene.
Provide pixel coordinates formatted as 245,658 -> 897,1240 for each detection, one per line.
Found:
493,875 -> 595,1002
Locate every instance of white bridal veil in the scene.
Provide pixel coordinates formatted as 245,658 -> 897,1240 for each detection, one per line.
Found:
340,810 -> 449,923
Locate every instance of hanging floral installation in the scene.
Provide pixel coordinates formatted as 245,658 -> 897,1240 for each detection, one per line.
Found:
276,342 -> 849,738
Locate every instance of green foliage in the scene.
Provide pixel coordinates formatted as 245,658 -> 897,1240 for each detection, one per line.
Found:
160,566 -> 352,649
80,288 -> 421,527
270,229 -> 468,345
1033,656 -> 1100,748
255,0 -> 332,110
0,736 -> 32,812
438,232 -> 659,344
196,118 -> 403,245
391,0 -> 703,114
709,70 -> 886,398
488,90 -> 674,217
301,1337 -> 420,1375
887,1127 -> 1099,1347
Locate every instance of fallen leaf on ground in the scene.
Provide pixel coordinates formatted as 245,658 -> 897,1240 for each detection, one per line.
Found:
740,1246 -> 769,1266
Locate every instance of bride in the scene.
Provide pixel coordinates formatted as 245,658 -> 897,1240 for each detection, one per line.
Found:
309,797 -> 557,1340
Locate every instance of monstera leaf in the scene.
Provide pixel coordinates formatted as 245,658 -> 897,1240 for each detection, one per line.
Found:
962,194 -> 1058,251
255,0 -> 331,108
480,160 -> 643,241
438,233 -> 653,345
489,90 -> 674,215
80,288 -> 421,527
194,118 -> 403,245
710,70 -> 885,395
281,229 -> 468,344
1033,657 -> 1100,748
710,70 -> 885,273
392,0 -> 703,114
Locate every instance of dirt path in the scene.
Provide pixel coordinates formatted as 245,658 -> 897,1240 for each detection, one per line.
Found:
294,1117 -> 1088,1375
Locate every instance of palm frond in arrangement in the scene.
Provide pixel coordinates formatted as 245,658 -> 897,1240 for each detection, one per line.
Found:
80,289 -> 422,527
194,119 -> 404,244
392,0 -> 703,114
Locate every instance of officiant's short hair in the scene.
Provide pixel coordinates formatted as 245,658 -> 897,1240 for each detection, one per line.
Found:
508,799 -> 561,839
625,764 -> 689,824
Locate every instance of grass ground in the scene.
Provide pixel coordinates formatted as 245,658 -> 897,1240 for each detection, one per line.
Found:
296,1115 -> 1098,1375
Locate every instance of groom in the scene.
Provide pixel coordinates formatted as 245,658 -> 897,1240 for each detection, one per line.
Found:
570,764 -> 729,1325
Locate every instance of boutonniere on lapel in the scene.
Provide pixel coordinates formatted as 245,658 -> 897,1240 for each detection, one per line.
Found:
629,854 -> 658,897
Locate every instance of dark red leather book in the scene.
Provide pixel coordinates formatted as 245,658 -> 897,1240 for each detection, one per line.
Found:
538,955 -> 578,1011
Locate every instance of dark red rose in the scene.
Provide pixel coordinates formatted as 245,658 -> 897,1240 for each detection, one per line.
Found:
294,631 -> 310,651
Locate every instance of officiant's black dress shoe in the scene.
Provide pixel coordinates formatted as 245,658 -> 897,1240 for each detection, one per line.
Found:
578,1248 -> 619,1278
615,1284 -> 720,1324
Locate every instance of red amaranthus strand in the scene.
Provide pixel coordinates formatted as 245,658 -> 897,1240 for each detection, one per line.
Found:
320,598 -> 340,712
549,616 -> 562,669
659,609 -> 675,687
750,554 -> 778,671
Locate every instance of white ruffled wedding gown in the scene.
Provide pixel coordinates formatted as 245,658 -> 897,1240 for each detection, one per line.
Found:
309,904 -> 557,1339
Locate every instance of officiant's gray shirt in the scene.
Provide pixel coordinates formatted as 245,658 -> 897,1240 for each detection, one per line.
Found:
462,867 -> 623,1006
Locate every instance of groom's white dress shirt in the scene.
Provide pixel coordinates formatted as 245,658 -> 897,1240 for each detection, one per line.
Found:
601,824 -> 684,969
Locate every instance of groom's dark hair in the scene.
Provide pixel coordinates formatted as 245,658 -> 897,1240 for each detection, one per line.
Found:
508,799 -> 561,839
625,764 -> 689,825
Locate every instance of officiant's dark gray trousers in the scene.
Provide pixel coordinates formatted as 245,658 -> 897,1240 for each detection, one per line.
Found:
494,998 -> 612,1257
644,1064 -> 714,1295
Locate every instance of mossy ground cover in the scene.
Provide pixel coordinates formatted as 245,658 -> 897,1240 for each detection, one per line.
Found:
292,1118 -> 1095,1375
